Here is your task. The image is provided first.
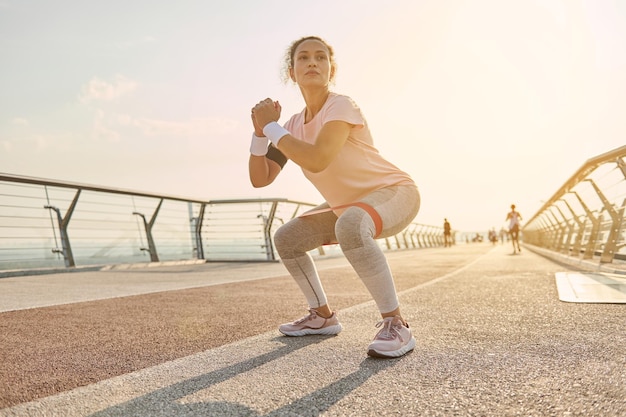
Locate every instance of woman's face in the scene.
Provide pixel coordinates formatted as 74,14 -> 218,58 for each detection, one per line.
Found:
290,39 -> 334,88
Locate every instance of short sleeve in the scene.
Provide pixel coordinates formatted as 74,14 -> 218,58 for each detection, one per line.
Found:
323,95 -> 365,127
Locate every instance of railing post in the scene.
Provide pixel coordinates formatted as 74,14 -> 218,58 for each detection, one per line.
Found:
44,189 -> 81,268
261,201 -> 279,261
401,229 -> 411,249
585,212 -> 601,260
193,203 -> 206,260
572,218 -> 587,257
601,201 -> 625,264
410,228 -> 416,248
569,191 -> 599,259
537,216 -> 550,249
548,207 -> 567,253
133,199 -> 163,262
420,225 -> 428,247
540,212 -> 558,251
419,227 -> 426,247
553,205 -> 572,254
414,225 -> 423,248
583,179 -> 622,263
561,198 -> 585,257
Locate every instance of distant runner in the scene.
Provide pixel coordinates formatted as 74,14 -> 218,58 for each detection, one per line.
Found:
506,204 -> 522,254
443,218 -> 452,247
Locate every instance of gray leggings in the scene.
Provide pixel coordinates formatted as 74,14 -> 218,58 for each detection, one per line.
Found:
274,184 -> 420,314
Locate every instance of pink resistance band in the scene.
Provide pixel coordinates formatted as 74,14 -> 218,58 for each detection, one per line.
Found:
299,202 -> 383,238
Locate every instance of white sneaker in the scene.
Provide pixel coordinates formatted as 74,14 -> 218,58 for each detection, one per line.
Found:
279,308 -> 343,336
367,316 -> 416,358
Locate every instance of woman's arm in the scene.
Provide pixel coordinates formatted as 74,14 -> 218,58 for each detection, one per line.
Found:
248,154 -> 282,188
249,119 -> 350,187
273,120 -> 351,173
252,98 -> 352,174
248,102 -> 285,188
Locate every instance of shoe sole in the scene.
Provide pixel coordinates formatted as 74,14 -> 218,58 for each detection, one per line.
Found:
279,323 -> 343,337
367,337 -> 416,358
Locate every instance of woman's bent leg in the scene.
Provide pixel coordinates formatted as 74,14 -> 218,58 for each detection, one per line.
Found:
336,185 -> 420,357
336,185 -> 420,314
274,205 -> 337,309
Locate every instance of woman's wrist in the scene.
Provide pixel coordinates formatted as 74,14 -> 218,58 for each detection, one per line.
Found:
262,122 -> 289,146
250,133 -> 268,156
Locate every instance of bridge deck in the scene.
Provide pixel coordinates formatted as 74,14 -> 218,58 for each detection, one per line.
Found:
1,244 -> 625,416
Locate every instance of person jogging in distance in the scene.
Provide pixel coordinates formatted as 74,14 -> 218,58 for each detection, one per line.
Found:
506,204 -> 522,254
248,36 -> 420,358
443,218 -> 452,247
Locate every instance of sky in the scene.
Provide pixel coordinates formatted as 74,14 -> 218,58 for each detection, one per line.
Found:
1,0 -> 625,233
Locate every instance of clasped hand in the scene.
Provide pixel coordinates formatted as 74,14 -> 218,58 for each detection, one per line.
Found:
251,98 -> 281,136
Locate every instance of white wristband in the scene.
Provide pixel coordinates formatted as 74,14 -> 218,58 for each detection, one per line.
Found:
262,122 -> 289,146
250,133 -> 269,156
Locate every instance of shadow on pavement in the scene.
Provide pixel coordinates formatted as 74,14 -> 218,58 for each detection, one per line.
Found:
88,336 -> 401,417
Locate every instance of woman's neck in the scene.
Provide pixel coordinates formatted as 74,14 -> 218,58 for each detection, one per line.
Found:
301,88 -> 330,122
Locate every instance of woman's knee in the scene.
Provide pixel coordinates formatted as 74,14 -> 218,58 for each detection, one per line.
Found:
335,208 -> 374,248
273,223 -> 293,256
274,219 -> 322,258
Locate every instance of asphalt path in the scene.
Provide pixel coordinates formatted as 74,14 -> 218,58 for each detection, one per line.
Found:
1,244 -> 624,416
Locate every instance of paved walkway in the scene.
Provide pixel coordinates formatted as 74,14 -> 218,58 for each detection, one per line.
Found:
1,244 -> 625,416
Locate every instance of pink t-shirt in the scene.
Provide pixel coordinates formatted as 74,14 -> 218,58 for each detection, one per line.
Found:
283,93 -> 415,209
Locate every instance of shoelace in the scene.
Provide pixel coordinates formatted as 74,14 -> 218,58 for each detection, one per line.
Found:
293,309 -> 318,324
374,318 -> 403,341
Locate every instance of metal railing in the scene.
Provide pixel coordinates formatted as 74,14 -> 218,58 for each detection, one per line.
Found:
0,173 -> 445,273
523,145 -> 626,264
